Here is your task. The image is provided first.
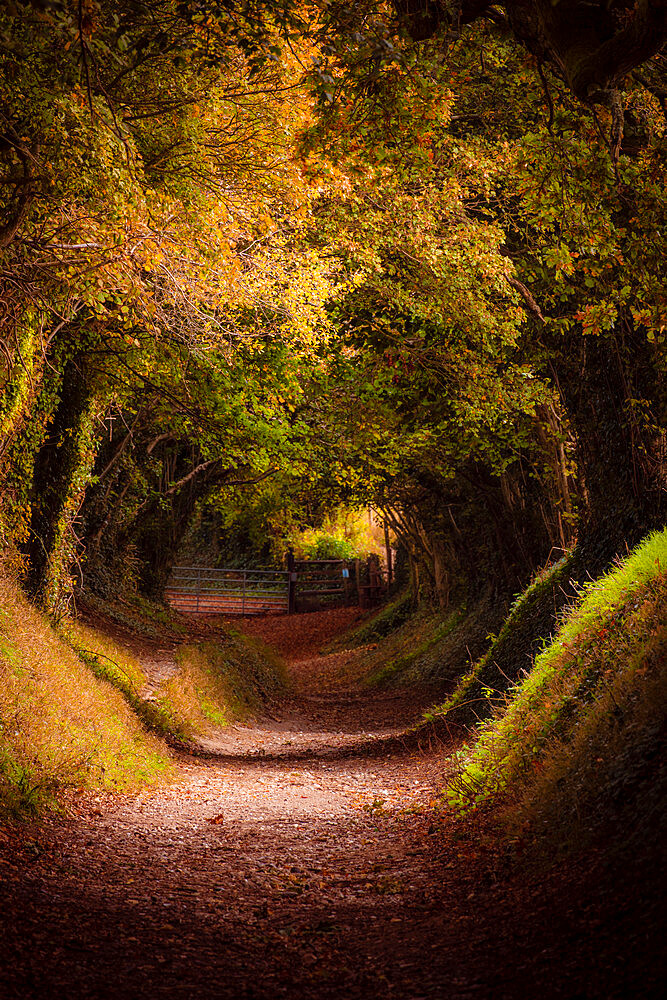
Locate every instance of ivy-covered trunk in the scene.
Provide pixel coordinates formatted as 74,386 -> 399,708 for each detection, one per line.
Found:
25,352 -> 101,612
0,321 -> 40,464
0,321 -> 46,556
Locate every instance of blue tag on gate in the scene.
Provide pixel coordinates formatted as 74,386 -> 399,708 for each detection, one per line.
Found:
342,568 -> 349,578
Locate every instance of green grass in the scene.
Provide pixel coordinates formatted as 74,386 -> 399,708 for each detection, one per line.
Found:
445,527 -> 667,815
513,616 -> 666,857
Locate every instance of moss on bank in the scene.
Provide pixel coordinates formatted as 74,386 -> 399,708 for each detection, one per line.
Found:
363,602 -> 496,689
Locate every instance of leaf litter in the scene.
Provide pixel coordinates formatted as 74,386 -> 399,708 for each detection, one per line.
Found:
0,608 -> 662,999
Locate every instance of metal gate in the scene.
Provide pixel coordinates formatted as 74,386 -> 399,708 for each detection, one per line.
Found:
166,557 -> 385,616
166,566 -> 289,616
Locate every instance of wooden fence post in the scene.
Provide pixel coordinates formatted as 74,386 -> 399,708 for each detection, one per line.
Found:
354,558 -> 362,607
342,561 -> 350,603
287,548 -> 296,614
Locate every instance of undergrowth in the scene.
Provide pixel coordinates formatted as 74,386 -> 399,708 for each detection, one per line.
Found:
446,528 -> 667,834
78,590 -> 188,641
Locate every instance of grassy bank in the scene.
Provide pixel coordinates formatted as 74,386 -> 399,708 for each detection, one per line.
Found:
66,621 -> 287,742
445,527 -> 667,853
328,590 -> 503,692
332,530 -> 666,864
156,634 -> 287,733
434,552 -> 579,728
1,581 -> 288,820
0,578 -> 170,819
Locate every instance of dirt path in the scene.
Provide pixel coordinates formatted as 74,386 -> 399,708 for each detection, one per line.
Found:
0,611 -> 662,999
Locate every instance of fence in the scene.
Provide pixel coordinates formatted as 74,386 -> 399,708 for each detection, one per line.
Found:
166,556 -> 385,616
289,559 -> 353,611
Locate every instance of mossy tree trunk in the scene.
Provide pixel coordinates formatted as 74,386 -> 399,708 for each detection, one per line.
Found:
25,351 -> 101,612
0,321 -> 46,556
0,322 -> 41,465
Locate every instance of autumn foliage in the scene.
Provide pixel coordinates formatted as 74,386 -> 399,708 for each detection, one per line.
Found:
0,3 -> 663,613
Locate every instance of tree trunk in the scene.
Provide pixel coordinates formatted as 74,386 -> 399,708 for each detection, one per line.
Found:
431,536 -> 450,610
25,353 -> 100,610
554,324 -> 666,571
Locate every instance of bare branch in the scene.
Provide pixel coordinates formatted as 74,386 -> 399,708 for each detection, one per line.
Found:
165,459 -> 220,495
165,461 -> 275,496
146,432 -> 174,455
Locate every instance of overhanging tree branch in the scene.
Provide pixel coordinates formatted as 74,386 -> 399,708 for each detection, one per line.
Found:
508,276 -> 546,324
393,1 -> 667,103
165,462 -> 275,495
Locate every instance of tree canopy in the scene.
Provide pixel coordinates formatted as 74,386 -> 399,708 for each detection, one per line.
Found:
0,0 -> 665,610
